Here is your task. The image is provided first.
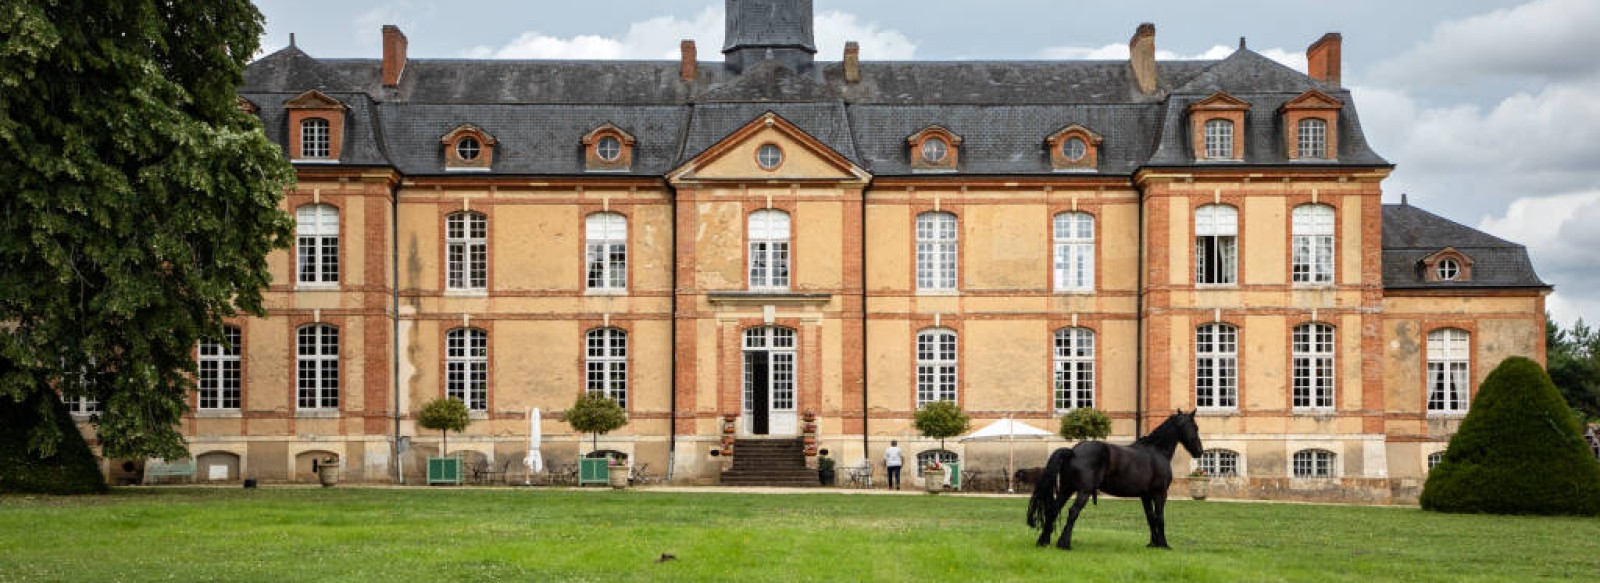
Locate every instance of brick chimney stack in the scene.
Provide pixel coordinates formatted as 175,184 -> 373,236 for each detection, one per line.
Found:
1307,32 -> 1342,86
382,25 -> 408,88
1129,23 -> 1157,95
844,42 -> 860,83
680,40 -> 698,80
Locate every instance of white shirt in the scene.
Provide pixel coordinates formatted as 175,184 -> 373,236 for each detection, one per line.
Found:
884,446 -> 903,467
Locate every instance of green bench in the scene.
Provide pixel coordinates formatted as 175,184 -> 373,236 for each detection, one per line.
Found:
145,459 -> 195,484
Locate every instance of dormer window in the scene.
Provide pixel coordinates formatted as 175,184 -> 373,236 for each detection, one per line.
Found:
441,124 -> 496,170
1422,248 -> 1473,283
1188,92 -> 1250,161
1437,259 -> 1460,281
1046,124 -> 1104,171
283,90 -> 347,162
583,124 -> 635,172
1280,90 -> 1342,161
908,126 -> 961,172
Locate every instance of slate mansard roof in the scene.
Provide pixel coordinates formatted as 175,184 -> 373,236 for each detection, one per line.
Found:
1381,204 -> 1548,290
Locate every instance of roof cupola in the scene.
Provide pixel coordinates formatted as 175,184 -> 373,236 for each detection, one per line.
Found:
723,0 -> 816,73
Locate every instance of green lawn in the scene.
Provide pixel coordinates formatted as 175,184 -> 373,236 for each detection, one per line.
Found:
1,487 -> 1596,582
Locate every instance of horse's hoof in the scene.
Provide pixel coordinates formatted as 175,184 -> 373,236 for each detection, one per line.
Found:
1146,543 -> 1171,550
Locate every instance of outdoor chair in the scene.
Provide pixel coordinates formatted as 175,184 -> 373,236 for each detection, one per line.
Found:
847,460 -> 874,488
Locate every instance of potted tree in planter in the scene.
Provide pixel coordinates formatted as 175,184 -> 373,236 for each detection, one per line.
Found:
1058,407 -> 1112,442
817,449 -> 836,486
566,393 -> 628,487
419,397 -> 471,485
913,400 -> 969,494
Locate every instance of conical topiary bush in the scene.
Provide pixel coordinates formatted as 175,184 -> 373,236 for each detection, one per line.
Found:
0,391 -> 108,494
1420,356 -> 1600,515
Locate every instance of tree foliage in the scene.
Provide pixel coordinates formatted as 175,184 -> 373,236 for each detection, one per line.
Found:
0,1 -> 293,460
0,391 -> 107,494
418,398 -> 471,456
565,393 -> 628,451
913,400 -> 970,450
1546,315 -> 1600,422
1058,407 -> 1112,441
1420,356 -> 1600,515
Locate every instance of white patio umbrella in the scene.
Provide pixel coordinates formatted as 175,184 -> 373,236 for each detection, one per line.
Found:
960,415 -> 1056,492
523,407 -> 543,485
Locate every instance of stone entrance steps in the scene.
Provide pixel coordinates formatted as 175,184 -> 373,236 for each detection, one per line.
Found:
719,438 -> 818,487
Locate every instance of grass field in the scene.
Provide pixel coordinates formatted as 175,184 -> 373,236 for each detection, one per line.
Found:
1,487 -> 1596,582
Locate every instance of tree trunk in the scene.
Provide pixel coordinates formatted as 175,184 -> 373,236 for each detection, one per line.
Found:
442,430 -> 448,457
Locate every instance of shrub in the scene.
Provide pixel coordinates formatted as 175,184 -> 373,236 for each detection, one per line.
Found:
1058,407 -> 1112,441
1420,356 -> 1600,515
566,393 -> 628,452
913,400 -> 970,450
418,398 -> 471,457
0,391 -> 107,494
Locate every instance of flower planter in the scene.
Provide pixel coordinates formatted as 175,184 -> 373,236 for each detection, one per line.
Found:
1188,478 -> 1210,500
924,469 -> 945,494
317,462 -> 340,487
609,467 -> 629,489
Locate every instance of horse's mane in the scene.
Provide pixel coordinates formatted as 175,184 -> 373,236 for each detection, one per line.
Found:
1133,414 -> 1184,448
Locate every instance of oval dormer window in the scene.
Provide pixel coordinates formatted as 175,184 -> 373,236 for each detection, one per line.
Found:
1062,137 -> 1087,162
597,136 -> 622,162
455,136 -> 481,161
921,137 -> 948,163
1436,258 -> 1460,281
757,143 -> 783,170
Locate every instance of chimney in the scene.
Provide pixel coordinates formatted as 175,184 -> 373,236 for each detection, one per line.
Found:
1307,32 -> 1342,86
1129,23 -> 1157,95
844,41 -> 860,83
382,25 -> 408,87
680,40 -> 697,80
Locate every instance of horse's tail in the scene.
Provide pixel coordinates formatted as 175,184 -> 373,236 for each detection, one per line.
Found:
1026,448 -> 1074,529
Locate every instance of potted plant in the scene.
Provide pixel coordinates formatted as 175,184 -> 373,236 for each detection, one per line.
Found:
1188,469 -> 1210,500
923,459 -> 946,494
566,393 -> 628,485
317,455 -> 341,487
913,400 -> 970,451
817,450 -> 836,486
419,397 -> 472,485
1058,407 -> 1112,441
608,455 -> 630,489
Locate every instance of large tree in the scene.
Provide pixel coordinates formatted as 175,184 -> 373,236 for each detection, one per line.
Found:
0,1 -> 293,461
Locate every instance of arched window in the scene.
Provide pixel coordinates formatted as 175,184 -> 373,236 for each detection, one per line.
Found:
446,211 -> 488,291
296,204 -> 339,285
748,210 -> 790,289
916,212 -> 957,291
1053,327 -> 1094,411
1203,119 -> 1233,160
1195,449 -> 1240,478
1292,449 -> 1336,478
1195,205 -> 1237,285
585,213 -> 627,291
1053,212 -> 1094,291
586,328 -> 628,408
198,325 -> 242,410
916,328 -> 958,407
1292,323 -> 1335,411
1297,118 -> 1328,159
1195,323 -> 1238,409
1427,328 -> 1470,413
915,449 -> 959,478
300,118 -> 331,159
446,328 -> 488,411
296,324 -> 339,409
1292,204 -> 1335,284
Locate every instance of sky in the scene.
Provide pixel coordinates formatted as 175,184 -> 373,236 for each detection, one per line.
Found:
253,0 -> 1600,327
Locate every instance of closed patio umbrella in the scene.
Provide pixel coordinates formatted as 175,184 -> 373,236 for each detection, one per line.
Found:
524,407 -> 543,485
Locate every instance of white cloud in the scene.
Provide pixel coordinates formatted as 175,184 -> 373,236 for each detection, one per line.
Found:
354,2 -> 419,51
814,10 -> 918,60
1036,43 -> 1305,72
1477,192 -> 1600,326
1369,0 -> 1600,87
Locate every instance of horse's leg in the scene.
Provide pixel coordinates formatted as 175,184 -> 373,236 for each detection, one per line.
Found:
1140,496 -> 1160,547
1055,489 -> 1093,550
1034,473 -> 1065,547
1149,494 -> 1171,549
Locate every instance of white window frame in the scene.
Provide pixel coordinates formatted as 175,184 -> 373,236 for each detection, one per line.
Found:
1292,323 -> 1336,411
1053,212 -> 1094,292
446,211 -> 488,292
198,325 -> 242,410
1195,449 -> 1240,477
296,324 -> 339,410
65,395 -> 100,417
1195,323 -> 1238,410
300,118 -> 330,159
1297,118 -> 1327,159
1053,327 -> 1095,411
747,210 -> 790,290
296,204 -> 339,287
756,144 -> 783,170
916,328 -> 959,407
446,327 -> 488,412
586,328 -> 628,408
454,136 -> 481,161
1427,328 -> 1471,414
915,449 -> 959,478
1195,205 -> 1238,285
920,137 -> 949,163
1203,119 -> 1234,160
1292,204 -> 1335,285
1292,449 -> 1336,478
1427,451 -> 1446,472
585,213 -> 627,292
596,136 -> 622,161
916,212 -> 958,292
742,326 -> 797,421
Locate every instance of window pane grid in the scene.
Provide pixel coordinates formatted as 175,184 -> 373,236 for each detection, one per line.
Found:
1298,118 -> 1327,159
916,213 -> 957,291
301,118 -> 330,158
1204,119 -> 1233,159
1427,329 -> 1470,413
1292,324 -> 1336,410
916,329 -> 958,407
1053,213 -> 1094,291
585,214 -> 628,290
1195,205 -> 1238,285
198,326 -> 242,410
1196,324 -> 1238,409
1292,205 -> 1335,284
1053,328 -> 1095,410
446,328 -> 489,411
585,328 -> 628,408
1293,449 -> 1334,478
748,211 -> 791,289
296,325 -> 338,409
447,212 -> 488,290
1196,449 -> 1239,477
296,205 -> 339,284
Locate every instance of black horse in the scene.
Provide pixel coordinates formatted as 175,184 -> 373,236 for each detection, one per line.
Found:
1026,410 -> 1203,550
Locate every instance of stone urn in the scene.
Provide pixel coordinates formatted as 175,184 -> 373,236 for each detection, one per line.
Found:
609,465 -> 629,489
317,458 -> 341,487
924,468 -> 945,494
1187,476 -> 1210,500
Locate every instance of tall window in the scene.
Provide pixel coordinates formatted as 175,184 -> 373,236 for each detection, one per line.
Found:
743,326 -> 796,415
1053,327 -> 1095,410
585,213 -> 627,291
1427,328 -> 1470,413
296,324 -> 338,410
296,204 -> 339,285
1297,118 -> 1328,159
586,328 -> 628,408
1203,119 -> 1234,160
446,212 -> 488,291
1292,449 -> 1335,478
1292,204 -> 1335,285
1196,323 -> 1238,409
1195,449 -> 1240,477
1053,212 -> 1094,291
1292,323 -> 1335,411
748,210 -> 790,289
198,325 -> 242,410
301,118 -> 330,159
916,212 -> 957,291
446,328 -> 488,412
1195,204 -> 1238,285
916,329 -> 958,407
